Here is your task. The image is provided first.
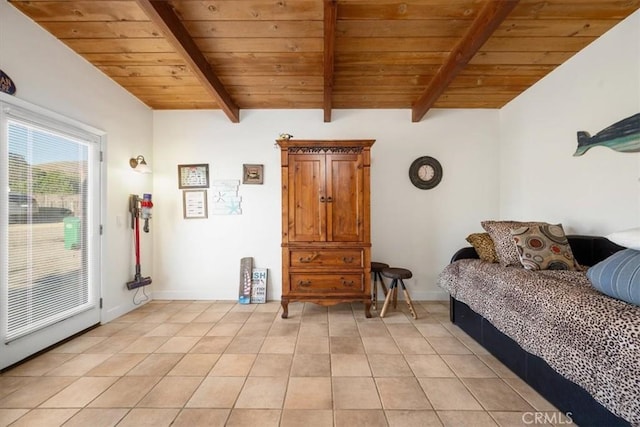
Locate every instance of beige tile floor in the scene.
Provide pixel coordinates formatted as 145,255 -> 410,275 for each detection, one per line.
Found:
0,300 -> 574,427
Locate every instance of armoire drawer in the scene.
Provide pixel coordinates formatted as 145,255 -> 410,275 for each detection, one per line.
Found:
290,273 -> 364,293
289,249 -> 363,268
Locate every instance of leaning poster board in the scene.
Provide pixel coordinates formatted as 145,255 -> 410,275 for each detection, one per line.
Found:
239,257 -> 253,304
251,268 -> 267,303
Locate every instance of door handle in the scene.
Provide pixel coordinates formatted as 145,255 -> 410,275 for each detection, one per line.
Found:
341,280 -> 355,287
319,196 -> 326,202
298,280 -> 312,287
326,197 -> 333,202
342,257 -> 354,264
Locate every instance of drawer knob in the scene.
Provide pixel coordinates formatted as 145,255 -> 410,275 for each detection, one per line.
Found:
298,280 -> 312,287
342,256 -> 354,264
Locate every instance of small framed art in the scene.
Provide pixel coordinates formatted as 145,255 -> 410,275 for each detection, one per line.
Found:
183,189 -> 208,219
178,163 -> 209,189
243,164 -> 263,184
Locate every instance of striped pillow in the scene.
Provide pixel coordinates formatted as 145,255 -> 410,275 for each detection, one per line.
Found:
587,249 -> 640,306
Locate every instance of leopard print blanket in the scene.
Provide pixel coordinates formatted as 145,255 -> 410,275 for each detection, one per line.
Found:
438,259 -> 640,425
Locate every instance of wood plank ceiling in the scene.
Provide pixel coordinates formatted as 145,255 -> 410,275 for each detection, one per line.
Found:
8,0 -> 640,122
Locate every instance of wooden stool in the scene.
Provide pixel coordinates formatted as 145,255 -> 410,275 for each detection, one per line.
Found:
371,262 -> 389,310
380,267 -> 418,319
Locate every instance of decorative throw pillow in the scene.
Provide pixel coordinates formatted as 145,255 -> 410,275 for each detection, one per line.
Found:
510,224 -> 577,271
587,249 -> 640,306
606,227 -> 640,250
466,233 -> 498,263
481,220 -> 547,267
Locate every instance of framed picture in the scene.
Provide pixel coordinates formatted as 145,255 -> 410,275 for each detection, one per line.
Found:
243,164 -> 264,184
183,189 -> 208,219
178,163 -> 209,189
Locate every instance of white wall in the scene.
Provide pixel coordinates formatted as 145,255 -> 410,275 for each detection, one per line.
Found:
499,10 -> 640,235
154,4 -> 640,305
7,1 -> 636,312
152,108 -> 500,301
0,1 -> 154,322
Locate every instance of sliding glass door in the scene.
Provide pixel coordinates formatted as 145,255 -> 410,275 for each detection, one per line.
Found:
1,98 -> 102,370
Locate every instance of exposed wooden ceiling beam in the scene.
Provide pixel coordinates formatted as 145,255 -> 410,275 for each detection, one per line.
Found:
135,0 -> 240,123
323,0 -> 337,123
411,0 -> 520,122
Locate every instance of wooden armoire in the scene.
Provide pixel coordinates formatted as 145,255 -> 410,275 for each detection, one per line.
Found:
276,139 -> 374,318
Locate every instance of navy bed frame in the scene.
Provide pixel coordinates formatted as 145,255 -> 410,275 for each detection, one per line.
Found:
448,235 -> 630,427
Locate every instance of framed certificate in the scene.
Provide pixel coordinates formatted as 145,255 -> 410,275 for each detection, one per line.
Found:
178,163 -> 209,189
183,190 -> 208,219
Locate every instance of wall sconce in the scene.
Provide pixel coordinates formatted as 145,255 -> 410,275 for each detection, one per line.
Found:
129,155 -> 151,174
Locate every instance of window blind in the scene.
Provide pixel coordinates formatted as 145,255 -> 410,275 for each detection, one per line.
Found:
4,118 -> 95,342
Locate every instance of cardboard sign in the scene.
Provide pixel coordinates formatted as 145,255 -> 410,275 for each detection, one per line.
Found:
251,268 -> 267,304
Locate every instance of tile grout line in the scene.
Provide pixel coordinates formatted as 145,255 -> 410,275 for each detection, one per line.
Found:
0,300 -> 565,426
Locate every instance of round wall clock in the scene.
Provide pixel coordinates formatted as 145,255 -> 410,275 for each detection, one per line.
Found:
409,156 -> 443,190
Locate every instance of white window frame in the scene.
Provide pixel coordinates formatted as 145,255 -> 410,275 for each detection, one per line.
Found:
0,92 -> 105,348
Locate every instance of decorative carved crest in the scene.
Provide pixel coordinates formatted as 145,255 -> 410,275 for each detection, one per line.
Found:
287,147 -> 363,154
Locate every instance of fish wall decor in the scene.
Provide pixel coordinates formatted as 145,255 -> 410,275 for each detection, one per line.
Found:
574,113 -> 640,156
0,69 -> 16,95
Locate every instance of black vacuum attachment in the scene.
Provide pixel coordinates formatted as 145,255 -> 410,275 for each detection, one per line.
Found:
126,266 -> 152,290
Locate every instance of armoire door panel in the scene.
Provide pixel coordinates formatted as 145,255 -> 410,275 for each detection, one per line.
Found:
288,154 -> 326,242
327,154 -> 363,242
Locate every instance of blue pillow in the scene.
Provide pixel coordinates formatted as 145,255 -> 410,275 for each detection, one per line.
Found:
587,249 -> 640,306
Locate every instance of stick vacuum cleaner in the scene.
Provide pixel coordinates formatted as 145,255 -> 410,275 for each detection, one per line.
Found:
127,193 -> 153,290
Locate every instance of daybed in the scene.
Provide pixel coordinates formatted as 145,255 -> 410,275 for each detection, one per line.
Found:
438,234 -> 639,427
